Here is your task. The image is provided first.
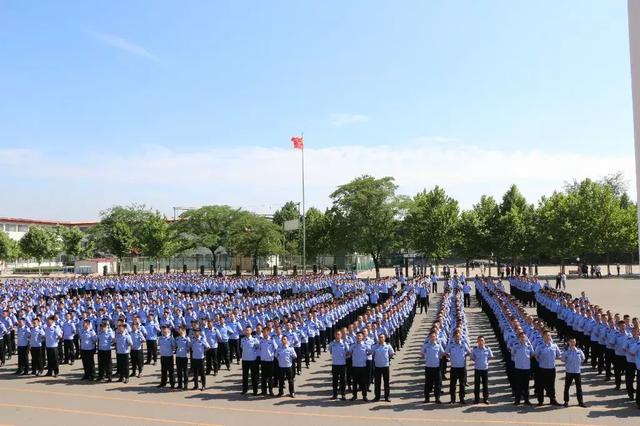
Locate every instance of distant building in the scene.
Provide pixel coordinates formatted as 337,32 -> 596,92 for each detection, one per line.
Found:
0,217 -> 97,241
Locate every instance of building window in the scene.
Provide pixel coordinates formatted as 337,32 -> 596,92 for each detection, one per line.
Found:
0,223 -> 4,231
17,224 -> 29,232
5,224 -> 17,232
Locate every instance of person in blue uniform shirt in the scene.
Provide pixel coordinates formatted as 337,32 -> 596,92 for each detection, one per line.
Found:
61,312 -> 77,365
78,319 -> 97,380
445,329 -> 471,404
175,325 -> 191,390
96,320 -> 114,382
204,319 -> 221,376
275,335 -> 297,397
511,332 -> 533,405
421,331 -> 445,403
144,313 -> 160,366
15,318 -> 30,375
240,326 -> 260,395
29,317 -> 45,376
372,333 -> 395,402
470,335 -> 493,404
190,327 -> 210,390
158,325 -> 176,389
534,330 -> 562,406
349,331 -> 371,401
43,316 -> 62,377
259,327 -> 277,396
329,330 -> 349,400
561,337 -> 587,407
216,317 -> 232,371
462,281 -> 472,308
115,323 -> 133,383
418,284 -> 430,314
130,321 -> 146,378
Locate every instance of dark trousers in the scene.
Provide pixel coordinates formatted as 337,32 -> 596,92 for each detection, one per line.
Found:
605,348 -> 614,379
474,369 -> 489,401
294,347 -> 302,374
206,347 -> 219,374
145,340 -> 157,364
352,366 -> 368,398
463,293 -> 471,307
63,340 -> 74,364
131,349 -> 143,375
176,357 -> 189,388
81,349 -> 95,379
450,367 -> 466,402
229,339 -> 240,363
46,347 -> 59,375
192,358 -> 206,388
536,368 -> 557,403
260,360 -> 274,394
301,342 -> 310,367
332,364 -> 346,397
30,347 -> 43,373
590,342 -> 603,372
278,366 -> 294,395
424,366 -> 441,400
625,362 -> 636,399
17,346 -> 29,373
116,353 -> 129,379
97,350 -> 112,379
218,342 -> 231,369
563,373 -> 583,404
160,355 -> 175,387
614,355 -> 626,389
374,366 -> 390,399
514,368 -> 530,403
419,297 -> 428,313
242,360 -> 259,394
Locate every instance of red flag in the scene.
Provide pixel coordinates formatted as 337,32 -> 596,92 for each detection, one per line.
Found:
291,136 -> 304,150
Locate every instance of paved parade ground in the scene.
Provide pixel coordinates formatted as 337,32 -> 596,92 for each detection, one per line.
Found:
0,277 -> 639,426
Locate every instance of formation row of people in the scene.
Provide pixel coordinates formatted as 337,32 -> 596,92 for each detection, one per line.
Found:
476,277 -> 587,408
328,281 -> 415,402
535,284 -> 640,409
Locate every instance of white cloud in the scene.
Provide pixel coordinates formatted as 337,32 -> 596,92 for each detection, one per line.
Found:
91,31 -> 157,61
0,143 -> 635,220
330,113 -> 370,127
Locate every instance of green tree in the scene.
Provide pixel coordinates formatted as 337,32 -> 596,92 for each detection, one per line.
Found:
0,231 -> 20,263
173,205 -> 239,271
139,211 -> 179,263
228,211 -> 284,274
272,201 -> 302,256
537,191 -> 574,271
405,186 -> 459,269
19,226 -> 61,269
56,226 -> 86,260
495,185 -> 535,269
93,205 -> 154,259
329,175 -> 402,278
304,207 -> 329,262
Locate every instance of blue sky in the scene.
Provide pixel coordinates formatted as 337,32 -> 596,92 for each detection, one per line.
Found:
0,1 -> 635,220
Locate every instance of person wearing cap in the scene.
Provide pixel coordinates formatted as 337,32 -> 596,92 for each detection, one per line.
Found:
561,337 -> 587,407
96,320 -> 114,382
349,331 -> 371,401
61,312 -> 77,366
190,327 -> 210,390
115,323 -> 132,383
158,325 -> 176,388
204,319 -> 221,376
78,319 -> 97,380
470,335 -> 493,404
329,330 -> 349,400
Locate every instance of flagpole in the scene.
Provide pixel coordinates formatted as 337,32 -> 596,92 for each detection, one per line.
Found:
301,132 -> 306,275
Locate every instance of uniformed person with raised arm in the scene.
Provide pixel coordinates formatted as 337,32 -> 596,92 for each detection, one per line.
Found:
275,335 -> 297,397
29,317 -> 45,376
43,316 -> 62,377
78,319 -> 97,380
534,330 -> 562,406
115,323 -> 132,383
157,324 -> 176,389
561,337 -> 587,407
15,318 -> 30,375
190,327 -> 210,390
175,325 -> 191,390
259,327 -> 277,396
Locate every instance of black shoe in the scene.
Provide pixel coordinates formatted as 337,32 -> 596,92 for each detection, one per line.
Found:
424,398 -> 430,403
563,402 -> 569,407
435,399 -> 442,404
474,399 -> 480,404
363,396 -> 369,402
551,400 -> 561,406
579,402 -> 587,408
331,395 -> 337,400
460,400 -> 466,405
341,395 -> 346,401
524,401 -> 532,406
372,397 -> 380,402
350,396 -> 357,401
514,401 -> 520,406
290,393 -> 295,398
124,378 -> 128,384
384,398 -> 391,402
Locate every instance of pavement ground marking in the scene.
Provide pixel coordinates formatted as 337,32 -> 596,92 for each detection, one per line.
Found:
0,386 -> 608,426
0,402 -> 221,426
